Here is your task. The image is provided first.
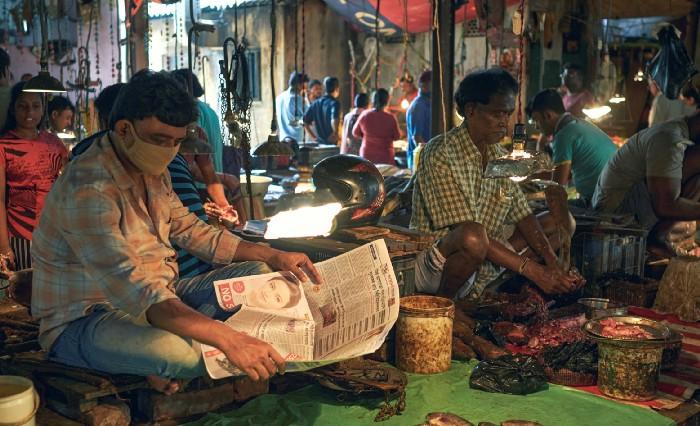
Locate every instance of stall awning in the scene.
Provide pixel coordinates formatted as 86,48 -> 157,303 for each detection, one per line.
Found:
596,0 -> 694,19
323,0 -> 520,35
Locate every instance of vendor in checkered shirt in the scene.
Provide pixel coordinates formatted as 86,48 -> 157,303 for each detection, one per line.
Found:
410,68 -> 584,300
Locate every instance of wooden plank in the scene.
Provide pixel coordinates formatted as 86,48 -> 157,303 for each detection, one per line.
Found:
46,398 -> 96,421
659,401 -> 700,426
0,358 -> 146,409
35,406 -> 82,426
41,374 -> 147,402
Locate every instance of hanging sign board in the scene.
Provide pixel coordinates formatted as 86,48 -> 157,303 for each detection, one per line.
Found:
323,0 -> 520,35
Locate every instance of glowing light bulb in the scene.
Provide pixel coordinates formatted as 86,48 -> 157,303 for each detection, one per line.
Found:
400,99 -> 410,110
582,105 -> 612,120
609,94 -> 626,104
633,69 -> 645,82
264,203 -> 343,239
56,129 -> 76,140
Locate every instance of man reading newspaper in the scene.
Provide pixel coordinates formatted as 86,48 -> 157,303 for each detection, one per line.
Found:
203,240 -> 400,379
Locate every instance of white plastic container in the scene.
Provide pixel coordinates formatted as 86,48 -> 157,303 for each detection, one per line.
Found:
0,376 -> 38,426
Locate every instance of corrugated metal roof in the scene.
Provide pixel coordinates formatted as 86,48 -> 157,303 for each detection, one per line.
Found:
148,0 -> 261,18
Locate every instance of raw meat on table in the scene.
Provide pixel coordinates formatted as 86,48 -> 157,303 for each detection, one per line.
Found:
506,315 -> 587,355
598,317 -> 654,339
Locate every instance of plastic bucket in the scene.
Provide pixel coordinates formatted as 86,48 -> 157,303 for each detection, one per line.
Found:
0,376 -> 38,426
597,341 -> 663,401
395,295 -> 454,374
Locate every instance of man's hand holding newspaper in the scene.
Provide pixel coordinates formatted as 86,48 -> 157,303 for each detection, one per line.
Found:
201,240 -> 400,379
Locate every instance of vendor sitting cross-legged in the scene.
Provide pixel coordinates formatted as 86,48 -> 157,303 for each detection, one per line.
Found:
31,70 -> 321,394
410,68 -> 584,300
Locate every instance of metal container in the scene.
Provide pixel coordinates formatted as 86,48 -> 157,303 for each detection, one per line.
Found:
578,298 -> 628,319
597,341 -> 663,401
583,316 -> 669,401
395,295 -> 454,374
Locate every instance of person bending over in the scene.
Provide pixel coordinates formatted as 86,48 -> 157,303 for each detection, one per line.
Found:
593,111 -> 700,256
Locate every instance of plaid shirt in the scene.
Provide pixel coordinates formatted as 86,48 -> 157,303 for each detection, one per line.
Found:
31,133 -> 241,350
410,124 -> 532,296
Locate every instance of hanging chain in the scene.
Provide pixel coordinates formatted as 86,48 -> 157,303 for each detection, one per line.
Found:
109,0 -> 116,80
165,17 -> 171,70
94,2 -> 100,78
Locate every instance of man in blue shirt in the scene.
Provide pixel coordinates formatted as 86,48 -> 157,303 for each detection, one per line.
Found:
406,70 -> 432,169
527,89 -> 617,204
303,76 -> 341,145
276,72 -> 308,154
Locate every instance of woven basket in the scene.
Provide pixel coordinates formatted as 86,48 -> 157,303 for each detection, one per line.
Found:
602,278 -> 659,308
544,367 -> 597,387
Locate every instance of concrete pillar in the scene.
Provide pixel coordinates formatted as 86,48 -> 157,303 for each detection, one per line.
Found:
127,0 -> 149,76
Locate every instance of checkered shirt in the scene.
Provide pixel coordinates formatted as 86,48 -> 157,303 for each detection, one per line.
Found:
31,133 -> 241,350
410,124 -> 532,297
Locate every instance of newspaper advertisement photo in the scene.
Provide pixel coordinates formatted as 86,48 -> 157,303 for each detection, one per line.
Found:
306,241 -> 399,360
201,240 -> 400,379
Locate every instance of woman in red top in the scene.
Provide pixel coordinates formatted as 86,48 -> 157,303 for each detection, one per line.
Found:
0,83 -> 68,270
352,88 -> 401,165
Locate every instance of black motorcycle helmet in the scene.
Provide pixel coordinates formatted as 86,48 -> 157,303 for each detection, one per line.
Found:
312,155 -> 386,228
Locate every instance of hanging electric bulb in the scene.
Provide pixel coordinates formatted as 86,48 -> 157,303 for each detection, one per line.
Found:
583,105 -> 612,120
609,94 -> 626,103
633,68 -> 645,82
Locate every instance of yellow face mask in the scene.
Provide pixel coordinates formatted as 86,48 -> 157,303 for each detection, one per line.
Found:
119,122 -> 180,175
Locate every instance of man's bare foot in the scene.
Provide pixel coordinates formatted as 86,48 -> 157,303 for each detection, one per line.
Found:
147,375 -> 181,395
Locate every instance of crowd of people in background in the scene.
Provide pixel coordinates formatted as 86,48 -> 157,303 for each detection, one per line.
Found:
1,39 -> 700,271
275,68 -> 433,169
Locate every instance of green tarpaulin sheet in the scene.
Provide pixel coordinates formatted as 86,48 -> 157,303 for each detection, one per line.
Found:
188,361 -> 675,426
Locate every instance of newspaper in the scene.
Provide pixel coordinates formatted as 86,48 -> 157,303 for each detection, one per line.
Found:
201,240 -> 400,379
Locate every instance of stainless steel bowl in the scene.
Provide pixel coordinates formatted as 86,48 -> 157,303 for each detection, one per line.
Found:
578,298 -> 628,319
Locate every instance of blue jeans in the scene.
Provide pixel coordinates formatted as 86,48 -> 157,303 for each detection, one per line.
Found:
49,261 -> 271,379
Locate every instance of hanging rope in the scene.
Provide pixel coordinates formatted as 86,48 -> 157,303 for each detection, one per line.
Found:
374,0 -> 381,90
270,0 -> 278,132
294,0 -> 299,76
433,0 -> 447,139
484,0 -> 489,69
234,1 -> 238,43
516,0 -> 526,122
293,0 -> 300,127
401,0 -> 409,74
302,0 -> 306,80
301,0 -> 307,143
